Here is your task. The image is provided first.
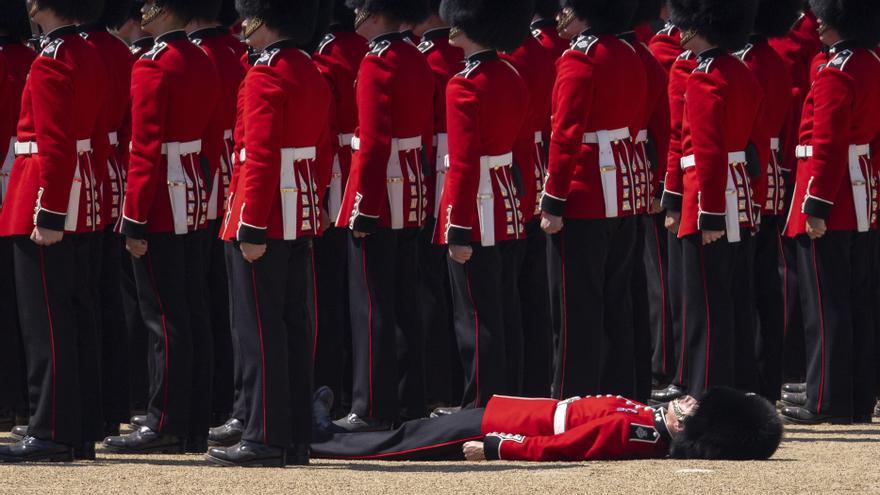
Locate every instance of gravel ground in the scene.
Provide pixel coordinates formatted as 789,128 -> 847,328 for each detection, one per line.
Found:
0,421 -> 877,495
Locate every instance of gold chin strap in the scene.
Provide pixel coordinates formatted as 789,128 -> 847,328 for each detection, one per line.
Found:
817,22 -> 829,36
679,28 -> 697,48
448,27 -> 462,41
243,17 -> 265,40
671,400 -> 692,424
141,4 -> 165,28
556,8 -> 576,35
354,10 -> 371,31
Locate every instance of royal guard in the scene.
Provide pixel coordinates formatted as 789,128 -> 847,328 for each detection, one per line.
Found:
530,0 -> 568,60
311,0 -> 369,418
102,0 -> 222,454
118,1 -> 155,58
334,0 -> 434,431
206,0 -> 330,467
619,0 -> 671,403
663,0 -> 763,398
435,0 -> 533,409
540,0 -> 646,399
735,0 -> 800,402
0,0 -> 35,432
411,0 -> 463,410
781,0 -> 880,425
0,0 -> 107,463
500,3 -> 556,398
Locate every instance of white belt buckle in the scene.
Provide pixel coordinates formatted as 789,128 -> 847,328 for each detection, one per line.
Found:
849,144 -> 870,232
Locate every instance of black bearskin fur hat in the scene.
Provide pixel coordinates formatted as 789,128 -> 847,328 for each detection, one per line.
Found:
302,0 -> 333,52
94,0 -> 134,28
564,0 -> 638,34
333,0 -> 356,27
127,0 -> 144,22
236,0 -> 320,44
37,0 -> 106,22
219,0 -> 240,27
440,0 -> 533,52
810,0 -> 880,45
670,388 -> 783,461
188,0 -> 222,22
754,0 -> 802,37
153,0 -> 204,22
0,0 -> 34,40
534,0 -> 561,19
669,0 -> 759,50
344,0 -> 430,24
633,0 -> 663,25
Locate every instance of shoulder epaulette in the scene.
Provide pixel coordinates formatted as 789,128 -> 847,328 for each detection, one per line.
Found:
40,38 -> 64,59
317,33 -> 335,54
569,34 -> 599,55
417,39 -> 434,54
677,50 -> 694,60
658,22 -> 677,36
826,49 -> 854,71
694,56 -> 715,73
368,39 -> 391,57
733,43 -> 754,61
141,40 -> 168,60
456,59 -> 481,79
255,47 -> 281,66
531,28 -> 543,39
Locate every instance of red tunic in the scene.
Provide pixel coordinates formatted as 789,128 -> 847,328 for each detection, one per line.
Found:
437,51 -> 531,246
785,44 -> 880,236
734,39 -> 794,217
120,30 -> 222,238
540,32 -> 647,220
223,42 -> 332,243
660,51 -> 696,212
530,19 -> 569,61
417,27 -> 464,220
0,38 -> 35,207
336,32 -> 434,232
648,22 -> 682,73
678,49 -> 763,239
480,394 -> 671,461
0,26 -> 109,236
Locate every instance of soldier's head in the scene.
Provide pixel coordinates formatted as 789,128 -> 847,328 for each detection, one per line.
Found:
810,0 -> 880,46
669,387 -> 784,461
139,0 -> 205,34
235,0 -> 320,50
752,0 -> 802,39
440,0 -> 533,52
0,0 -> 34,40
534,0 -> 560,21
632,0 -> 663,28
669,0 -> 758,51
345,0 -> 431,37
557,0 -> 638,39
26,0 -> 106,25
92,0 -> 135,29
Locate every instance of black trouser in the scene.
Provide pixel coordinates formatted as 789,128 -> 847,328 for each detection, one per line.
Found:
347,228 -> 423,421
121,242 -> 150,413
667,230 -> 686,389
680,233 -> 735,397
754,215 -> 787,401
314,226 -> 350,415
448,241 -> 519,408
549,217 -> 636,399
99,227 -> 130,426
518,220 -> 552,398
224,242 -> 247,422
781,175 -> 805,383
188,230 -> 213,439
645,214 -> 674,387
0,236 -> 25,413
70,233 -> 104,442
796,232 -> 873,419
418,219 -> 457,407
632,215 -> 652,403
870,230 -> 880,399
312,407 -> 484,461
206,220 -> 232,420
732,230 -> 759,394
228,238 -> 314,447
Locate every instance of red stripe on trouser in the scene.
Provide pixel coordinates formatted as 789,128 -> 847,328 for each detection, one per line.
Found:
362,243 -> 374,417
811,241 -> 826,414
146,256 -> 171,431
463,266 -> 480,406
249,266 -> 269,443
559,237 -> 569,399
698,243 -> 712,391
37,247 -> 58,441
653,221 -> 668,374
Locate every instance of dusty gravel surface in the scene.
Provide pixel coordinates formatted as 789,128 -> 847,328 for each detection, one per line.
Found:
0,421 -> 877,494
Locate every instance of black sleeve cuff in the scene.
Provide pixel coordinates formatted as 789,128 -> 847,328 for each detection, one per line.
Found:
446,226 -> 472,246
654,181 -> 665,200
660,191 -> 682,212
803,197 -> 832,219
237,224 -> 267,244
350,214 -> 378,234
540,194 -> 566,217
35,209 -> 66,231
120,218 -> 147,239
698,212 -> 727,231
483,435 -> 502,461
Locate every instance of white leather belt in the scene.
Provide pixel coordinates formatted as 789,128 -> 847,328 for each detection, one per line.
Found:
583,127 -> 630,217
280,146 -> 319,240
553,397 -> 580,435
434,133 -> 449,217
385,136 -> 423,229
680,151 -> 747,169
582,127 -> 630,144
14,139 -> 92,156
534,131 -> 543,144
350,135 -> 422,153
795,145 -> 813,158
770,137 -> 780,152
848,143 -> 872,232
161,139 -> 202,155
108,132 -> 119,146
223,129 -> 233,140
339,133 -> 354,148
164,140 -> 202,234
635,129 -> 648,144
477,152 -> 513,247
682,151 -> 747,243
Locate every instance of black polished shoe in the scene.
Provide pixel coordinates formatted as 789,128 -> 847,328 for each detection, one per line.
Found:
208,418 -> 244,447
205,441 -> 286,467
782,383 -> 806,394
129,415 -> 148,428
332,413 -> 392,433
0,436 -> 74,463
779,392 -> 807,407
185,435 -> 208,454
10,425 -> 27,440
312,387 -> 340,440
286,443 -> 309,466
430,406 -> 462,418
780,406 -> 852,425
103,426 -> 184,454
651,384 -> 687,403
75,442 -> 96,461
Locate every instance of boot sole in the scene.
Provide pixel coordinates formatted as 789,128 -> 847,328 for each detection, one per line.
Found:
204,452 -> 285,468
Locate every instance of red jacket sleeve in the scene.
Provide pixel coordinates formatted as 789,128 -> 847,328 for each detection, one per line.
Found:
660,57 -> 692,211
439,76 -> 481,245
484,414 -> 667,462
686,70 -> 728,231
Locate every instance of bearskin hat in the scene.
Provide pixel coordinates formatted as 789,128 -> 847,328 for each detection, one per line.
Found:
302,0 -> 333,51
753,0 -> 801,37
36,0 -> 106,22
534,0 -> 560,19
151,0 -> 204,22
0,0 -> 33,41
92,0 -> 134,28
236,0 -> 320,44
333,0 -> 356,27
344,0 -> 431,24
440,0 -> 533,52
218,0 -> 240,26
670,388 -> 783,461
563,0 -> 638,34
188,0 -> 223,22
127,0 -> 144,22
669,0 -> 758,50
429,0 -> 441,15
633,0 -> 663,25
809,0 -> 880,45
